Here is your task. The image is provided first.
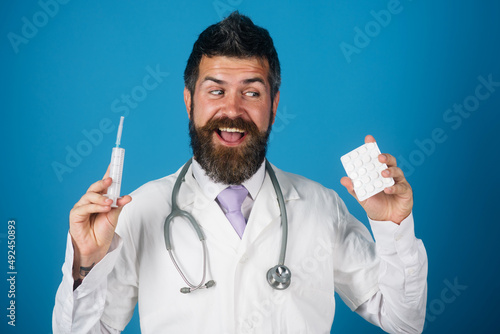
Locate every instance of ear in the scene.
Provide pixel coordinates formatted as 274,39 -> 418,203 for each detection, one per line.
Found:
184,87 -> 192,119
271,91 -> 280,125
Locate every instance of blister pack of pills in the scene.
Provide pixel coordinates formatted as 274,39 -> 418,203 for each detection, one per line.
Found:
340,142 -> 394,201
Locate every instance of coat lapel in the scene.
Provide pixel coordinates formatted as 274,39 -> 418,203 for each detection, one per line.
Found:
239,163 -> 300,254
173,161 -> 300,255
177,164 -> 241,252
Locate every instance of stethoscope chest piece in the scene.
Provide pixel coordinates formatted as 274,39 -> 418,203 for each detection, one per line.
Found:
267,264 -> 291,290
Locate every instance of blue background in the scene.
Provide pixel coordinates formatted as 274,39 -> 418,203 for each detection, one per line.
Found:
1,0 -> 499,333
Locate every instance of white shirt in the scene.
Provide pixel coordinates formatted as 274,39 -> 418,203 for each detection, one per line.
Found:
53,160 -> 427,333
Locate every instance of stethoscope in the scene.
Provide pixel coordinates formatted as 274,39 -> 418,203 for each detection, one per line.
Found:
164,158 -> 291,294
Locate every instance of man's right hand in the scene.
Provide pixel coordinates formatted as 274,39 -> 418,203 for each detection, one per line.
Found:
69,168 -> 132,283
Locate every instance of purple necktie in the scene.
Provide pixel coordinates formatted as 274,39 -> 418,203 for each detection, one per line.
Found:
217,185 -> 248,238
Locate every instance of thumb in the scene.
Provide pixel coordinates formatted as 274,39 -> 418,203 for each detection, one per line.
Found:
106,195 -> 132,224
340,177 -> 359,201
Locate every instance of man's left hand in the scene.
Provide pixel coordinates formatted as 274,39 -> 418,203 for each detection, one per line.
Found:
340,135 -> 413,224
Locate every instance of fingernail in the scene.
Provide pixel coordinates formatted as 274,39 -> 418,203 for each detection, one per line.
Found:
382,170 -> 389,177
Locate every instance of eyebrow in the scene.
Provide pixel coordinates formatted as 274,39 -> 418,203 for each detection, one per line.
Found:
202,76 -> 225,85
201,76 -> 267,86
242,77 -> 266,86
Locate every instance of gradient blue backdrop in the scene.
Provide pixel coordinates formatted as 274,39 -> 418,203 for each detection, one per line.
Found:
1,0 -> 499,333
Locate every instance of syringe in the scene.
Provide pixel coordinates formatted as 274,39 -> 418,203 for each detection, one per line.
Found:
106,116 -> 125,208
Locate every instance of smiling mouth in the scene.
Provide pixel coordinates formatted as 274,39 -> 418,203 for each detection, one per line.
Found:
216,127 -> 247,145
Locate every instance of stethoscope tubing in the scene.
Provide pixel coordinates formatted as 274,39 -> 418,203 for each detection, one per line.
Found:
163,158 -> 290,292
265,160 -> 288,266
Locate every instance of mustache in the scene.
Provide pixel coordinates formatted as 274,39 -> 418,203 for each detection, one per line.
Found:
200,117 -> 260,135
189,115 -> 271,184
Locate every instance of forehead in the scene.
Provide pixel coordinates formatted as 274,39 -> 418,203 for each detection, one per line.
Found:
197,56 -> 270,84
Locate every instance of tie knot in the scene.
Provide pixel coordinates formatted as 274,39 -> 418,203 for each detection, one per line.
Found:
217,185 -> 248,213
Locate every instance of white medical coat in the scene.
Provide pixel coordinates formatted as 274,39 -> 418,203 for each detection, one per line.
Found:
53,161 -> 426,333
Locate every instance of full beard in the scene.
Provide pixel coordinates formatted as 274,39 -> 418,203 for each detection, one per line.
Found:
189,115 -> 271,185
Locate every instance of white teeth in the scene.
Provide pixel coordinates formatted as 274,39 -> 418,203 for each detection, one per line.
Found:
219,127 -> 244,133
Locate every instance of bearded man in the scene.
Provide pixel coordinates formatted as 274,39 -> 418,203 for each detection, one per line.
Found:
53,12 -> 427,334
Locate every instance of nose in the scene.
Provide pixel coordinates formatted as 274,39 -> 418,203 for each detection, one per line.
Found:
221,91 -> 244,119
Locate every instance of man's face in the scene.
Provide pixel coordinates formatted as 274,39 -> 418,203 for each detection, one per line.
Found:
185,56 -> 280,184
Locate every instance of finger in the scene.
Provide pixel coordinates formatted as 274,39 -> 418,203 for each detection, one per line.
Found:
115,195 -> 132,207
378,153 -> 397,168
340,176 -> 359,200
106,195 -> 132,222
87,177 -> 113,194
364,135 -> 376,144
75,192 -> 113,208
383,181 -> 411,196
70,203 -> 112,222
381,166 -> 406,183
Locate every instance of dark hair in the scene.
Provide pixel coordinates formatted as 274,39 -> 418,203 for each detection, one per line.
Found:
184,11 -> 281,99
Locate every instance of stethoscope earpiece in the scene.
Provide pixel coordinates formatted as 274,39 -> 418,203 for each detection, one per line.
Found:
267,265 -> 291,290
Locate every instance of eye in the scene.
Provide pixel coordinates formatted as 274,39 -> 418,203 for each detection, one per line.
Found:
244,91 -> 260,97
209,89 -> 224,96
